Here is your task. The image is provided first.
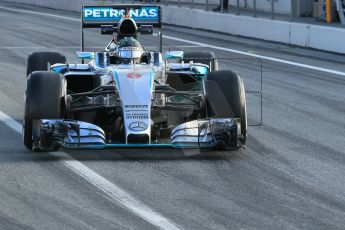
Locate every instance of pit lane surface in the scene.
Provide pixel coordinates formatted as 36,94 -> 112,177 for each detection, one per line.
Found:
0,2 -> 345,229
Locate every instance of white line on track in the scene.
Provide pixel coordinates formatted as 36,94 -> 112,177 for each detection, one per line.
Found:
0,45 -> 204,49
0,46 -> 115,49
161,45 -> 205,48
0,110 -> 181,230
160,35 -> 345,77
0,46 -> 81,49
2,3 -> 343,228
1,4 -> 345,77
0,46 -> 47,49
0,5 -> 79,21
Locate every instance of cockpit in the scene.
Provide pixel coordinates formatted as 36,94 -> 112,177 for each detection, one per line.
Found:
106,36 -> 146,65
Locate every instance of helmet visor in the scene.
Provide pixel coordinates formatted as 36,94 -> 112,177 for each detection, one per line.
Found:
117,48 -> 143,59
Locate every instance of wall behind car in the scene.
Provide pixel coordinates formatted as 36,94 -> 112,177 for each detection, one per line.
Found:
3,0 -> 345,54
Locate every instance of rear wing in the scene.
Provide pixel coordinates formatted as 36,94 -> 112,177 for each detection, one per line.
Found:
81,5 -> 162,52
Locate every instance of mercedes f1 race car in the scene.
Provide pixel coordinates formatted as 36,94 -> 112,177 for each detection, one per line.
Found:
23,4 -> 247,151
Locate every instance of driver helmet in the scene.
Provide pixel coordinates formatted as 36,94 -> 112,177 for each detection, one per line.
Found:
113,37 -> 144,60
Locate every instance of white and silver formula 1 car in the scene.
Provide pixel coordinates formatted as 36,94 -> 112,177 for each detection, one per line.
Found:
23,4 -> 247,151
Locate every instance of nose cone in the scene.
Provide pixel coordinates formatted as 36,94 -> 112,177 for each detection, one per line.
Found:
118,18 -> 138,36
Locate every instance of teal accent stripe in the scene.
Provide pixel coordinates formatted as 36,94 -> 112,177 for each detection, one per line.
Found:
65,143 -> 200,150
113,70 -> 120,89
150,68 -> 154,88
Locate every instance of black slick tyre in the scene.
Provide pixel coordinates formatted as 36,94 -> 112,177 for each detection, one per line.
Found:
183,51 -> 219,71
26,52 -> 66,76
24,71 -> 64,150
204,70 -> 247,144
166,51 -> 219,92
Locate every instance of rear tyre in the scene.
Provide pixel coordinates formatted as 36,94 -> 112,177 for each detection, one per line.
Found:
26,52 -> 66,76
166,51 -> 218,92
204,70 -> 247,144
183,51 -> 218,71
24,71 -> 64,150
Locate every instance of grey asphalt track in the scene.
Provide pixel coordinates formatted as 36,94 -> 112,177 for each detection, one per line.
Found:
0,1 -> 345,229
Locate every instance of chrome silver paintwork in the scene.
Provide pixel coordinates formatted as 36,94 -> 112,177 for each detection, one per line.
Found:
41,120 -> 106,147
110,64 -> 155,143
171,118 -> 238,147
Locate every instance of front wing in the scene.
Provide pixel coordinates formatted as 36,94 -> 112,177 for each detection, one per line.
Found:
36,118 -> 242,151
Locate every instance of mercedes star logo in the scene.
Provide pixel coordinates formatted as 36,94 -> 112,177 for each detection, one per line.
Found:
128,121 -> 148,131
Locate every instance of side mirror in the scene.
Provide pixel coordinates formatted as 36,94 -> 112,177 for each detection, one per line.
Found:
191,64 -> 209,74
76,52 -> 94,60
165,51 -> 184,60
101,25 -> 117,35
139,25 -> 153,35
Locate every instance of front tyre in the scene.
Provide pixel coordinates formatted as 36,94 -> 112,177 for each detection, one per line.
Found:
204,70 -> 247,144
23,71 -> 64,150
23,117 -> 33,150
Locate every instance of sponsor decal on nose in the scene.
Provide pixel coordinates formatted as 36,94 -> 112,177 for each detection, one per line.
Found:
127,72 -> 142,79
